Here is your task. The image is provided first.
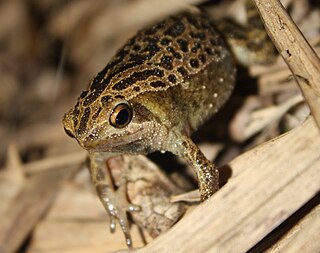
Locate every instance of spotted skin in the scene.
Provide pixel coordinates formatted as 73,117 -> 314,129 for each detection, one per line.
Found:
63,5 -> 275,248
64,11 -> 233,138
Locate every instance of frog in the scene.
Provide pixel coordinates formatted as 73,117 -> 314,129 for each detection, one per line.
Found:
62,1 -> 275,248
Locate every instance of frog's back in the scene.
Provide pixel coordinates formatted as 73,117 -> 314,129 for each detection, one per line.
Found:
75,10 -> 236,135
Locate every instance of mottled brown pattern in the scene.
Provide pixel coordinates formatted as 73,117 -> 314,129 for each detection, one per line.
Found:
62,3 -> 275,247
69,10 -> 225,134
77,107 -> 91,136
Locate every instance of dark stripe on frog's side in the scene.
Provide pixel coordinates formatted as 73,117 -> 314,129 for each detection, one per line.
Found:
168,74 -> 177,83
72,105 -> 80,127
176,39 -> 189,52
177,66 -> 189,78
82,48 -> 133,106
166,46 -> 182,59
112,68 -> 164,91
189,58 -> 200,68
77,107 -> 91,136
84,61 -> 145,106
83,38 -> 162,106
150,81 -> 166,88
92,107 -> 102,121
160,55 -> 174,70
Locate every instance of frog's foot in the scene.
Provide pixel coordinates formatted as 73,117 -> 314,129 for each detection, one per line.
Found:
96,183 -> 141,248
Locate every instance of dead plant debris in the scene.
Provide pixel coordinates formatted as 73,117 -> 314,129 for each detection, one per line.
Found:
0,0 -> 319,252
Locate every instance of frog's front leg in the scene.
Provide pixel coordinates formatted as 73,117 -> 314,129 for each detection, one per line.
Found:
169,133 -> 219,201
88,152 -> 140,248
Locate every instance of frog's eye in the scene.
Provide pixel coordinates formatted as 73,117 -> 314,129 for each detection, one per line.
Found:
110,103 -> 133,128
64,127 -> 75,138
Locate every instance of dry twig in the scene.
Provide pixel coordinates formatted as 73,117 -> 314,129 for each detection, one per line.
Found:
253,0 -> 320,130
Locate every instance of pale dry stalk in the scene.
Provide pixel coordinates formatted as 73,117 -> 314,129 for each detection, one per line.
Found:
253,0 -> 320,130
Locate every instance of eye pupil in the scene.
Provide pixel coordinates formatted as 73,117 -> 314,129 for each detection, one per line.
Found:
116,108 -> 130,126
110,103 -> 133,128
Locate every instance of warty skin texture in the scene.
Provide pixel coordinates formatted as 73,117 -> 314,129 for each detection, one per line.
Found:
63,9 -> 235,198
63,3 -> 275,247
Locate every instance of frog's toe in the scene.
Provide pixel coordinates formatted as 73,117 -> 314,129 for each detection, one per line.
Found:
104,195 -> 141,248
105,202 -> 133,247
117,211 -> 132,247
109,216 -> 116,233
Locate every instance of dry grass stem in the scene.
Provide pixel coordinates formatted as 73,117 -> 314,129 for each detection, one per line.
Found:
267,204 -> 320,253
24,151 -> 86,175
0,166 -> 79,253
253,0 -> 320,130
0,0 -> 319,252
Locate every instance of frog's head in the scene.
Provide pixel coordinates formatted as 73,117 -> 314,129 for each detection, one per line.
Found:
63,93 -> 165,154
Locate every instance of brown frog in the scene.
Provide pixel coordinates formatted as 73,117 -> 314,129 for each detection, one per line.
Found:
63,1 -> 275,247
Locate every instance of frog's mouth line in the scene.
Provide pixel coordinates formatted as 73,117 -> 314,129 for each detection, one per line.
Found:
80,123 -> 155,153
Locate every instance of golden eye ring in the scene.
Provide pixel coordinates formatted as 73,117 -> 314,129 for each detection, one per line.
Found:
110,103 -> 133,128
